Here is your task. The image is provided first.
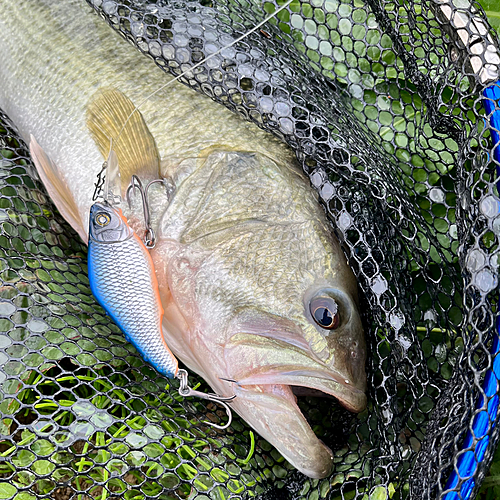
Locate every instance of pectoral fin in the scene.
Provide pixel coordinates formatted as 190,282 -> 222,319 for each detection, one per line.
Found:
29,136 -> 87,243
86,88 -> 160,195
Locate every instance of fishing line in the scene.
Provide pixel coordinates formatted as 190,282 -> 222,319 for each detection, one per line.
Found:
105,0 -> 294,163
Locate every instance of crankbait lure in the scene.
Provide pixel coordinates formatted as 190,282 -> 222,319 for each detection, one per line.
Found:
88,154 -> 234,429
87,201 -> 178,377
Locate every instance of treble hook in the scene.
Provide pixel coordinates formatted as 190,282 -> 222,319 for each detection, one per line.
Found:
176,369 -> 235,430
126,175 -> 166,248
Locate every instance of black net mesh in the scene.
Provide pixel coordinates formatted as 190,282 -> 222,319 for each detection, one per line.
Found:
1,0 -> 500,498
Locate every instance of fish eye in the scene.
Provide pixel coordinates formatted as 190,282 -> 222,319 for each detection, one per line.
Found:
95,212 -> 111,227
310,296 -> 340,330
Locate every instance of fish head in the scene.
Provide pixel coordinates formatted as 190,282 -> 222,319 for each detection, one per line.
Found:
88,202 -> 133,243
160,246 -> 367,478
154,151 -> 367,478
157,222 -> 366,479
219,277 -> 366,478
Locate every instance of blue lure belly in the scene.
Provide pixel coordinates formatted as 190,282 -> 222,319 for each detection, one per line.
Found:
87,204 -> 178,379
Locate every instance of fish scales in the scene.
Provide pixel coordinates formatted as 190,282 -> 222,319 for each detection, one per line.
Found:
0,0 -> 367,478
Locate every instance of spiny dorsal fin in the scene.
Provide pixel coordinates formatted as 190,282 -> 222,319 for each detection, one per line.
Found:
86,88 -> 160,195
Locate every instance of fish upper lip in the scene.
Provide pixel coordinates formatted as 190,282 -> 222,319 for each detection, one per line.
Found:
238,367 -> 364,393
225,334 -> 367,412
235,367 -> 366,412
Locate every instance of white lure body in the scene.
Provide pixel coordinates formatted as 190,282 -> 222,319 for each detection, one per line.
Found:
88,202 -> 178,378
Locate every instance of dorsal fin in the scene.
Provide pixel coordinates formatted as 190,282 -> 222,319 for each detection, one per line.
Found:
86,88 -> 160,195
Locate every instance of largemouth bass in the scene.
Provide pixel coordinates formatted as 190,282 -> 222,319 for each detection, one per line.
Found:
0,0 -> 366,478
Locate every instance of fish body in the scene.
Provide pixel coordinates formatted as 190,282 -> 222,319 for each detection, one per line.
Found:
88,202 -> 178,378
0,0 -> 293,241
0,0 -> 367,478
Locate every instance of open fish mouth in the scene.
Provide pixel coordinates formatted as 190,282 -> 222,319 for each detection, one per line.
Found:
231,367 -> 367,413
224,363 -> 366,478
224,331 -> 367,413
220,329 -> 366,478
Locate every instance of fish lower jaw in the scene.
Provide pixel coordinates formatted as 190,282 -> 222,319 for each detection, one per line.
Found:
231,383 -> 335,479
228,374 -> 366,478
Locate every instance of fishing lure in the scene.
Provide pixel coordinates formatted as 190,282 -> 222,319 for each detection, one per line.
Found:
87,201 -> 177,377
88,152 -> 235,429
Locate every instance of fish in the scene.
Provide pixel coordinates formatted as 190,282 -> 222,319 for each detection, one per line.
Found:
0,0 -> 367,478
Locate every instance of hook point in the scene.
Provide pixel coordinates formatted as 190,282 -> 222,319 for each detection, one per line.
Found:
176,369 -> 235,430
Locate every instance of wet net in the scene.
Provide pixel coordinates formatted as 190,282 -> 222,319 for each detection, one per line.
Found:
1,0 -> 500,498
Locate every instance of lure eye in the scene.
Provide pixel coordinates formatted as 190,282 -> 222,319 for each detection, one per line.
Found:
310,296 -> 340,330
95,213 -> 111,227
